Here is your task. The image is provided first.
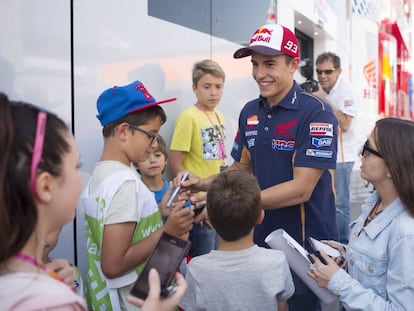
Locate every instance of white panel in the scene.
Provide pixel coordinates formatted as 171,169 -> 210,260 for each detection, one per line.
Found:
0,0 -> 75,263
73,0 -> 258,276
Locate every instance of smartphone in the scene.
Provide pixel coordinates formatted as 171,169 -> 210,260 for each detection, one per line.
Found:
130,232 -> 191,300
308,237 -> 341,258
166,172 -> 189,208
193,204 -> 206,216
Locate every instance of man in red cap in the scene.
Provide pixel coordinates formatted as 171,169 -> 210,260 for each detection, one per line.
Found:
181,24 -> 338,310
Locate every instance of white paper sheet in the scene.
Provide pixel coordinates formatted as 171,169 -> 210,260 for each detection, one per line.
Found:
265,229 -> 338,305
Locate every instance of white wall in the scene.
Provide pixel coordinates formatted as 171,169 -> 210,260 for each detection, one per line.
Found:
2,0 -> 370,280
72,0 -> 258,275
0,0 -> 75,263
0,0 -> 267,276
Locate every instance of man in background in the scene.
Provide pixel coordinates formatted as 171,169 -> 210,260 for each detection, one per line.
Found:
180,24 -> 338,310
315,52 -> 358,244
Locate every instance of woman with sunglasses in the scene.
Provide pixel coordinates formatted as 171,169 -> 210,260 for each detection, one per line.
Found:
0,93 -> 86,309
308,117 -> 414,310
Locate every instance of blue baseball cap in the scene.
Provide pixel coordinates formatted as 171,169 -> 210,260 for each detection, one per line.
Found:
96,80 -> 176,126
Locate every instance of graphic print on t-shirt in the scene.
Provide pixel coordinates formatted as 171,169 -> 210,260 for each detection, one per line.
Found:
201,125 -> 223,160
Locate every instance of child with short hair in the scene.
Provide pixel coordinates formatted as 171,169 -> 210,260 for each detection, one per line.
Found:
136,134 -> 188,276
135,134 -> 171,222
180,170 -> 294,311
81,81 -> 194,310
169,59 -> 227,257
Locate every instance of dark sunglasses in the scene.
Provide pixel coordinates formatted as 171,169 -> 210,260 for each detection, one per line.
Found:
128,123 -> 157,145
361,140 -> 382,158
316,69 -> 336,75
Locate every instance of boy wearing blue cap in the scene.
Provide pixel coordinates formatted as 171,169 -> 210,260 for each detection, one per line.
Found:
81,81 -> 194,311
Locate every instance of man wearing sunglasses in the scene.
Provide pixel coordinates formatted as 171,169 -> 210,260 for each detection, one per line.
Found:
314,52 -> 358,245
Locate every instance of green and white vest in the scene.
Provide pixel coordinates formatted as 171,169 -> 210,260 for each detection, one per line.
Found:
82,170 -> 162,310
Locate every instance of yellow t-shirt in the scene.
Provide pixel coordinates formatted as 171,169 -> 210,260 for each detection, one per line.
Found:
170,105 -> 226,178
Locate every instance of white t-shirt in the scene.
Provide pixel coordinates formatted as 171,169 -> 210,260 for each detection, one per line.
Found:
327,75 -> 359,162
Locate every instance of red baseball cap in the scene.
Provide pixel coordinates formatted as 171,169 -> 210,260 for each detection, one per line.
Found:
234,24 -> 300,59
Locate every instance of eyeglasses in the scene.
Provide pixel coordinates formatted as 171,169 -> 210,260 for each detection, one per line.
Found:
316,69 -> 336,75
128,123 -> 157,145
361,140 -> 382,158
30,111 -> 47,194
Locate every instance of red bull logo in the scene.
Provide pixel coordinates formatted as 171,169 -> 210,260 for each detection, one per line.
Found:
250,27 -> 273,44
253,27 -> 273,35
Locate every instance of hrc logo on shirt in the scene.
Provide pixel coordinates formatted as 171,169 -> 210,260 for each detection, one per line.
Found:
272,139 -> 295,151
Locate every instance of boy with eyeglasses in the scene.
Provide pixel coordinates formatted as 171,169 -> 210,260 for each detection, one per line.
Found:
81,81 -> 194,311
314,52 -> 358,245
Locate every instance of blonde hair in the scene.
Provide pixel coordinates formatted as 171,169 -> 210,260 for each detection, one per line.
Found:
192,59 -> 225,87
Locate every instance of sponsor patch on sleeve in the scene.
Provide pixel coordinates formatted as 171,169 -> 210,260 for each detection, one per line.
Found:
247,115 -> 259,128
247,138 -> 255,148
311,137 -> 332,148
306,149 -> 333,158
309,123 -> 333,136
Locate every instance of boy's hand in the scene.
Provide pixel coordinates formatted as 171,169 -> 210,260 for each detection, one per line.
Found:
194,208 -> 212,229
158,182 -> 174,219
159,182 -> 192,219
163,198 -> 194,236
189,192 -> 212,228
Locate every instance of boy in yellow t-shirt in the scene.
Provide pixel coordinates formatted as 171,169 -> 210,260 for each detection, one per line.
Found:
169,59 -> 227,257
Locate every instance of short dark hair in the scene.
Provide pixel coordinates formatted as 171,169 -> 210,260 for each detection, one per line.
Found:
315,52 -> 341,69
102,105 -> 166,137
207,170 -> 261,241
